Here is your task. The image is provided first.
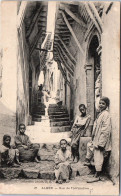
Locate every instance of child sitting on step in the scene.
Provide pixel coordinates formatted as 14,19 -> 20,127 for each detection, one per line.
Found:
14,124 -> 41,163
54,139 -> 72,184
0,134 -> 21,167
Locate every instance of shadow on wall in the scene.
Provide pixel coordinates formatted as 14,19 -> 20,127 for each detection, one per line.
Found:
0,99 -> 16,146
16,96 -> 26,132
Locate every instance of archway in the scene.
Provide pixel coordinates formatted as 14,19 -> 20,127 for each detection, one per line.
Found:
86,35 -> 101,123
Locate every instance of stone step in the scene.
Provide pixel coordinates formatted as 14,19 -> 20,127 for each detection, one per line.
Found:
33,114 -> 43,118
0,161 -> 91,180
50,121 -> 70,127
50,126 -> 71,133
32,116 -> 50,122
34,109 -> 45,112
49,114 -> 69,119
48,111 -> 68,115
48,104 -> 59,107
35,106 -> 46,109
33,111 -> 45,116
50,117 -> 69,122
48,107 -> 66,110
48,108 -> 67,112
32,117 -> 43,122
0,161 -> 55,180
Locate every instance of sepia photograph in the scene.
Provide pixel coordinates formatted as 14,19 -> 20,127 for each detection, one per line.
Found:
0,1 -> 120,195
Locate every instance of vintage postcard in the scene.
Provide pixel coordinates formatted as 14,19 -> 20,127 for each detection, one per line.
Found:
0,1 -> 120,195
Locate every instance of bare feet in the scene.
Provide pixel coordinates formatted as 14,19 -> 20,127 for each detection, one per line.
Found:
73,157 -> 78,163
58,180 -> 63,184
65,179 -> 70,183
35,157 -> 41,163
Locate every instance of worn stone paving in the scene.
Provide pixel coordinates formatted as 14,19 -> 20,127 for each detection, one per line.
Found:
0,161 -> 92,180
0,175 -> 119,195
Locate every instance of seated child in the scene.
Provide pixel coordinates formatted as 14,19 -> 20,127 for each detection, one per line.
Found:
14,124 -> 41,162
54,139 -> 72,184
0,134 -> 21,167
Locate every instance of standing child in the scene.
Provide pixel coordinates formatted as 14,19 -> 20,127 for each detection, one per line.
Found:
71,104 -> 91,163
84,97 -> 112,182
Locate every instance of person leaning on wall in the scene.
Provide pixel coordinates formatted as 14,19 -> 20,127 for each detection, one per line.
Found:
84,97 -> 112,183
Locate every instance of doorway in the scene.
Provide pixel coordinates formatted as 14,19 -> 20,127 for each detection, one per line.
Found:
87,35 -> 101,121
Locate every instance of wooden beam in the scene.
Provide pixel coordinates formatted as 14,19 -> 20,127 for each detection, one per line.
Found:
57,43 -> 75,70
61,11 -> 85,56
57,35 -> 77,64
57,61 -> 71,88
56,42 -> 75,69
88,2 -> 103,32
57,48 -> 73,75
55,34 -> 70,38
84,3 -> 102,33
105,2 -> 113,14
56,26 -> 69,30
55,30 -> 70,34
64,7 -> 87,28
57,17 -> 74,22
57,45 -> 74,72
30,30 -> 43,55
26,6 -> 43,38
56,47 -> 74,77
35,48 -> 53,52
56,21 -> 73,26
54,37 -> 70,42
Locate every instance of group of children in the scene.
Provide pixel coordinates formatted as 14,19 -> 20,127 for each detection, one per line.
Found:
0,124 -> 41,167
0,96 -> 112,184
55,96 -> 112,183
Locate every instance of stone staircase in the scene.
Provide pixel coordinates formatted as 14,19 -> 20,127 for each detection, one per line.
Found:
48,104 -> 71,133
32,103 -> 71,133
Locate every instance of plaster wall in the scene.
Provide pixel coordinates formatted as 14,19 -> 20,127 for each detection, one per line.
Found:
101,3 -> 120,179
0,1 -> 17,144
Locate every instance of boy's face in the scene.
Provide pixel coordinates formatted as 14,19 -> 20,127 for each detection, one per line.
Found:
99,100 -> 107,112
79,106 -> 86,115
60,140 -> 67,151
4,137 -> 11,146
19,125 -> 25,134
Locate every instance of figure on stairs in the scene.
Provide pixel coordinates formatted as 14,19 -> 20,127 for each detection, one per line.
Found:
70,104 -> 91,163
54,139 -> 72,184
14,124 -> 41,163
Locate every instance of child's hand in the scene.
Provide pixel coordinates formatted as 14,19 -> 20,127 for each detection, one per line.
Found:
22,145 -> 28,150
11,145 -> 16,149
55,165 -> 59,169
